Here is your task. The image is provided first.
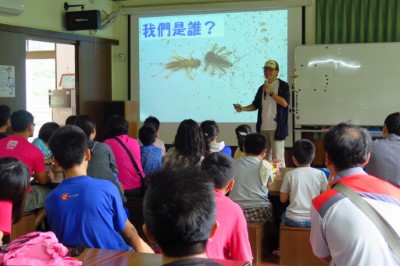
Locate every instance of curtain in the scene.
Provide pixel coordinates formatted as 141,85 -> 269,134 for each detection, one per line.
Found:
316,0 -> 400,43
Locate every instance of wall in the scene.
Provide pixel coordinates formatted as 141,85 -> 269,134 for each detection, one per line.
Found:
110,16 -> 129,100
304,0 -> 316,44
0,0 -> 127,99
0,0 -> 317,101
0,1 -> 114,37
0,31 -> 26,110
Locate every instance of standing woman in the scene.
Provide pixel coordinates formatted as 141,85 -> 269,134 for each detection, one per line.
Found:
0,157 -> 29,245
164,119 -> 206,169
104,116 -> 145,197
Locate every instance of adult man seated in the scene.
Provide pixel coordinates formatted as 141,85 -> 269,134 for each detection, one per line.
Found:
143,167 -> 220,265
365,112 -> 400,187
0,110 -> 52,218
45,125 -> 152,252
310,123 -> 400,265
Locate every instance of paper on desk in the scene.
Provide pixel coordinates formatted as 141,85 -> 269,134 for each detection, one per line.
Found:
260,159 -> 277,186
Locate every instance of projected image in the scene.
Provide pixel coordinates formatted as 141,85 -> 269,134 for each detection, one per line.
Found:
138,10 -> 288,123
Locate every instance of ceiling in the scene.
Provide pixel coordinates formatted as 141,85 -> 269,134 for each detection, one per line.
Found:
113,0 -> 294,8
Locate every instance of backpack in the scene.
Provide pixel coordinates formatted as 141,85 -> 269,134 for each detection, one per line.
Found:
0,231 -> 82,266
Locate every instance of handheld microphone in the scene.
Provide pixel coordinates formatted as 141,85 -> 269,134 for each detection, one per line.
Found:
263,79 -> 268,100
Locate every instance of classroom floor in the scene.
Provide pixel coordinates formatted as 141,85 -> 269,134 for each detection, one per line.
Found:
261,253 -> 280,265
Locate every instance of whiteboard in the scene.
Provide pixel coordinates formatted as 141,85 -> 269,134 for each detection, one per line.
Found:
294,43 -> 400,126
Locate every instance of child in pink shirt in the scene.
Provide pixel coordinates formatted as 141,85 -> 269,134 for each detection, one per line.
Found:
104,115 -> 145,197
0,157 -> 29,245
0,201 -> 12,240
201,153 -> 253,263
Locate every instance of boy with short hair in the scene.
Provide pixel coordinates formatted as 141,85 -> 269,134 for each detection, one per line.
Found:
280,139 -> 327,227
45,125 -> 152,252
66,115 -> 125,202
201,152 -> 253,263
229,133 -> 273,222
139,124 -> 162,176
143,168 -> 219,266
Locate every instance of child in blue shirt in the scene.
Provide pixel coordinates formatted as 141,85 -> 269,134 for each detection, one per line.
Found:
45,125 -> 152,252
139,124 -> 162,176
32,122 -> 60,162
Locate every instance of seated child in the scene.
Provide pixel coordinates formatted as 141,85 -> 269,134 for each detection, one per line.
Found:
0,157 -> 29,245
104,115 -> 145,197
201,120 -> 232,156
201,153 -> 253,262
32,122 -> 60,162
139,124 -> 162,176
144,116 -> 166,156
163,119 -> 206,169
233,124 -> 252,160
280,139 -> 328,227
45,125 -> 153,252
143,167 -> 219,266
66,115 -> 125,202
229,133 -> 273,222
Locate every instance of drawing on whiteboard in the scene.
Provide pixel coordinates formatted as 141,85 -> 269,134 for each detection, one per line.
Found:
294,43 -> 399,126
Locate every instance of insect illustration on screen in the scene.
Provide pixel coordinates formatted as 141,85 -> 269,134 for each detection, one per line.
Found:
204,44 -> 235,76
151,54 -> 201,80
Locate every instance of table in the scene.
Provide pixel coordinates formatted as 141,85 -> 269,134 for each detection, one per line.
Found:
77,248 -> 248,266
76,248 -> 124,265
44,163 -> 64,189
268,167 -> 294,196
268,168 -> 293,250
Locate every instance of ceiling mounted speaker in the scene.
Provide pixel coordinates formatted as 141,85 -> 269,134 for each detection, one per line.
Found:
65,10 -> 101,31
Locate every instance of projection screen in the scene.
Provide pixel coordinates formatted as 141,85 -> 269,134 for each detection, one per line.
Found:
130,3 -> 303,145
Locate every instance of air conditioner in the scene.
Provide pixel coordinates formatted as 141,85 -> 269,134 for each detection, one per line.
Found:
0,0 -> 24,16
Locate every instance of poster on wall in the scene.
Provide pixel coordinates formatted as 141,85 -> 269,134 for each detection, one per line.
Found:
0,65 -> 15,97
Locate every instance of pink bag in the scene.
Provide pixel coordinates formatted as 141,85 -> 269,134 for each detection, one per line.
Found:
0,231 -> 82,266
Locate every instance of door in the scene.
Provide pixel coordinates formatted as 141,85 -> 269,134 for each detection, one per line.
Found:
26,39 -> 76,137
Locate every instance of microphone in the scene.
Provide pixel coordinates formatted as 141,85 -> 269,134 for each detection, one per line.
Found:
263,79 -> 268,100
